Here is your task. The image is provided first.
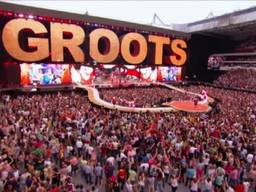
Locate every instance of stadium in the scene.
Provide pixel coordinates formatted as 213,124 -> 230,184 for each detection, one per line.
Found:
0,1 -> 256,192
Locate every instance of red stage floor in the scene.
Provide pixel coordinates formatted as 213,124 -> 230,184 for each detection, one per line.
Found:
163,100 -> 210,113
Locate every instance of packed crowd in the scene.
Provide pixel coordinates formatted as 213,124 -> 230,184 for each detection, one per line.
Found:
99,86 -> 191,107
0,85 -> 256,192
235,37 -> 256,53
213,68 -> 256,91
223,56 -> 256,62
220,55 -> 256,69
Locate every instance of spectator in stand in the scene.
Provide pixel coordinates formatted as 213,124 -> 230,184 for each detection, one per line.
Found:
214,68 -> 256,91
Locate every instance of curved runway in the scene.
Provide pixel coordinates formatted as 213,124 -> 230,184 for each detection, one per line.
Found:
76,83 -> 212,113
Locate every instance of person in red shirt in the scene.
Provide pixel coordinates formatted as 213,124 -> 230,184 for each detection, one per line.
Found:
193,97 -> 199,107
48,186 -> 61,192
117,167 -> 126,190
235,181 -> 245,192
112,97 -> 116,105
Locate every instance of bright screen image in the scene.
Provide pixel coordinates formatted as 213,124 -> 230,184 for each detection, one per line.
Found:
140,67 -> 158,82
71,66 -> 95,85
158,66 -> 182,81
20,63 -> 71,85
119,65 -> 140,83
94,64 -> 120,85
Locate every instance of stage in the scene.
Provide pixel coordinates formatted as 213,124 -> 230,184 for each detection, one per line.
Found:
162,101 -> 210,113
76,83 -> 213,113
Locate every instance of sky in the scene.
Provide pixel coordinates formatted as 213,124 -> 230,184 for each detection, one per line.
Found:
3,1 -> 256,25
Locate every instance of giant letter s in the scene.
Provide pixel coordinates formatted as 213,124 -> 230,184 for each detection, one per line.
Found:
170,39 -> 187,66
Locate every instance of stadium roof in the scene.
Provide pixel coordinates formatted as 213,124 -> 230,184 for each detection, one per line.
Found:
2,1 -> 256,40
181,5 -> 256,40
0,1 -> 189,38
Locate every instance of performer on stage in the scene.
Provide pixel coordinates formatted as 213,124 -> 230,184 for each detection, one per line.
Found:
112,96 -> 116,105
202,90 -> 208,100
199,90 -> 208,104
193,96 -> 199,107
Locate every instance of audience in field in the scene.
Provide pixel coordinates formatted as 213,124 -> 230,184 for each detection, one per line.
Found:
0,84 -> 255,192
100,86 -> 191,107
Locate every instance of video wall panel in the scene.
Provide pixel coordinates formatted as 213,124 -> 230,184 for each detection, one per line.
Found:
20,63 -> 182,86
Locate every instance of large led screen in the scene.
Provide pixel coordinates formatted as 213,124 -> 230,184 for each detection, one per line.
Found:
20,63 -> 96,86
20,63 -> 182,86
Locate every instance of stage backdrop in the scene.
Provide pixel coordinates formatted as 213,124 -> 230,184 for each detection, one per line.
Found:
0,9 -> 187,86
